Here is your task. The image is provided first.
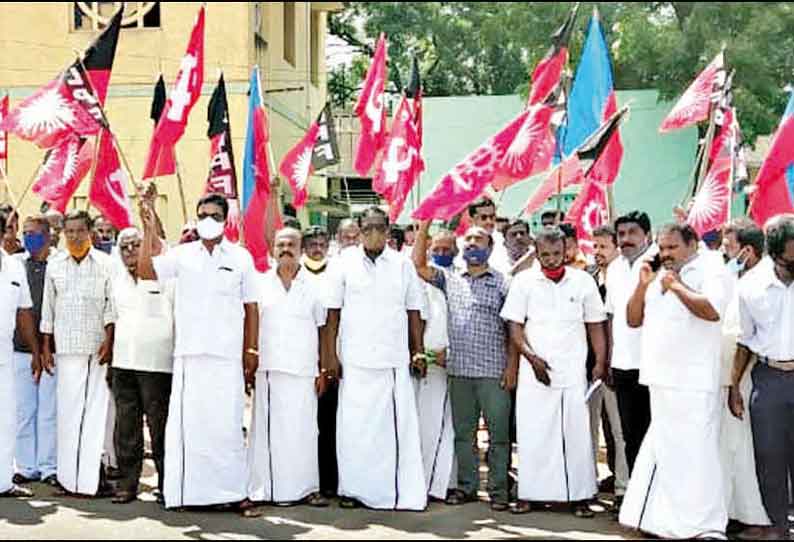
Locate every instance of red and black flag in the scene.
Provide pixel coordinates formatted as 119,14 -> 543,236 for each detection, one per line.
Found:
80,8 -> 122,106
205,73 -> 241,242
527,3 -> 579,107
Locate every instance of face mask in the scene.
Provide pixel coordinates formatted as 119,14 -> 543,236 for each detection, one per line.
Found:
726,257 -> 746,276
463,246 -> 491,266
302,254 -> 327,272
66,238 -> 91,260
196,217 -> 225,240
432,254 -> 455,268
541,265 -> 566,283
95,240 -> 115,254
23,232 -> 48,256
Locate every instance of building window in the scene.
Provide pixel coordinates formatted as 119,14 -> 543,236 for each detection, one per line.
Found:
310,12 -> 321,86
283,1 -> 296,66
73,2 -> 160,31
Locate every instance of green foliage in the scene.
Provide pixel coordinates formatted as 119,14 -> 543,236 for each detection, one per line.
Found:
329,2 -> 794,143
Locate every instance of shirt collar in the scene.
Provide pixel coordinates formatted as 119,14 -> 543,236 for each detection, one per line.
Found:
461,267 -> 495,279
528,265 -> 573,285
757,259 -> 791,291
359,245 -> 396,265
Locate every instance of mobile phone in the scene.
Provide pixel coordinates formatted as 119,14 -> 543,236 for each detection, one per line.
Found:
649,253 -> 662,272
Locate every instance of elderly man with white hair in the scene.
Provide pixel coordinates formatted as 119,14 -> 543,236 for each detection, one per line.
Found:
109,227 -> 175,505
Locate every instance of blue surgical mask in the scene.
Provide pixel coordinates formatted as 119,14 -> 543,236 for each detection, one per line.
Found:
95,240 -> 115,254
432,254 -> 454,268
23,232 -> 48,256
463,246 -> 491,266
726,257 -> 746,276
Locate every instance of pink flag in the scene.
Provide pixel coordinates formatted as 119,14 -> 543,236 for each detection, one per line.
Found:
660,52 -> 725,133
279,120 -> 319,209
565,179 -> 609,254
492,103 -> 556,191
523,155 -> 585,215
353,33 -> 388,176
412,109 -> 531,221
527,4 -> 578,107
142,5 -> 204,179
90,129 -> 133,230
0,94 -> 8,173
32,135 -> 94,213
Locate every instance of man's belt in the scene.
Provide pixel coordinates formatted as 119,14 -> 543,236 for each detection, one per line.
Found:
759,356 -> 794,371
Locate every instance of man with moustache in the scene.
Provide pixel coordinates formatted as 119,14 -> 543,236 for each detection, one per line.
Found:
620,223 -> 728,538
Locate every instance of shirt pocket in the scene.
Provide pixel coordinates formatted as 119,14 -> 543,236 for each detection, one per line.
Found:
214,267 -> 242,298
559,294 -> 584,321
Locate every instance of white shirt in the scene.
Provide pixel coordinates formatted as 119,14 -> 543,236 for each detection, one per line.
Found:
111,269 -> 175,373
423,281 -> 449,353
326,246 -> 426,370
738,258 -> 794,361
153,239 -> 258,359
605,246 -> 658,371
720,272 -> 741,387
501,266 -> 606,388
639,254 -> 728,392
0,249 -> 32,359
258,267 -> 327,377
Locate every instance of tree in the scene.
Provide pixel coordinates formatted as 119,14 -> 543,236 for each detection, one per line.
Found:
329,2 -> 794,143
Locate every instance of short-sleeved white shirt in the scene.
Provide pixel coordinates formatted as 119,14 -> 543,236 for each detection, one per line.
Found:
258,267 -> 327,377
153,239 -> 258,359
423,281 -> 449,353
325,246 -> 426,370
501,266 -> 606,388
640,254 -> 728,392
738,258 -> 794,362
0,249 -> 33,361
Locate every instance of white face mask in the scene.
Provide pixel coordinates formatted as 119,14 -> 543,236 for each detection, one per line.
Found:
196,217 -> 225,240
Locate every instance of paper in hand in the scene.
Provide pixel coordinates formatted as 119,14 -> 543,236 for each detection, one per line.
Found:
585,379 -> 603,402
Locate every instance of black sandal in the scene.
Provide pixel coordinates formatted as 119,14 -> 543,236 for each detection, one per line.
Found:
572,502 -> 595,518
511,500 -> 532,515
339,497 -> 361,509
445,489 -> 476,506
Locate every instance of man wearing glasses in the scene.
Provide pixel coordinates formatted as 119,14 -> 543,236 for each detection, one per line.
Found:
324,206 -> 428,511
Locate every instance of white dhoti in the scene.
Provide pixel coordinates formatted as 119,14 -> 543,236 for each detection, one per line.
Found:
719,371 -> 770,526
589,385 -> 629,496
56,355 -> 109,495
164,355 -> 246,508
413,365 -> 456,500
620,387 -> 727,539
517,365 -> 596,502
1,350 -> 15,493
337,365 -> 427,510
247,370 -> 319,503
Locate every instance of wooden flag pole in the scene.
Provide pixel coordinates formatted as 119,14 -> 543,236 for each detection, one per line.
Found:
12,158 -> 48,209
172,150 -> 190,225
0,163 -> 19,209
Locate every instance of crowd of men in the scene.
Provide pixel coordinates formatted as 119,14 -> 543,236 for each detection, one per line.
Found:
1,193 -> 793,540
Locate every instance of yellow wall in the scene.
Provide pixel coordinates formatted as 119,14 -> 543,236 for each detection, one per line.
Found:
0,2 -> 334,238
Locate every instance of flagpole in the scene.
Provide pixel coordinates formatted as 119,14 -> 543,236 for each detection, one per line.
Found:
0,163 -> 20,209
14,158 -> 49,209
172,150 -> 190,225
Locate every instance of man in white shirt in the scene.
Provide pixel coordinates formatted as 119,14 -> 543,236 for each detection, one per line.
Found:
728,215 -> 794,540
138,193 -> 259,510
246,227 -> 329,510
0,210 -> 38,498
501,226 -> 607,517
606,211 -> 656,477
717,219 -> 770,536
40,210 -> 116,497
620,223 -> 729,538
109,227 -> 175,505
324,206 -> 427,511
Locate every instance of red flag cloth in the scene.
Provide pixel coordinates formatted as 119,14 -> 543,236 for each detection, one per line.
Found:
142,5 -> 205,179
565,179 -> 609,254
353,33 -> 388,176
523,155 -> 585,215
31,135 -> 93,213
412,109 -> 531,221
89,129 -> 133,230
750,112 -> 794,227
492,103 -> 556,190
375,98 -> 424,223
587,92 -> 624,185
660,52 -> 725,133
527,5 -> 577,107
243,105 -> 274,272
279,121 -> 319,209
688,108 -> 735,237
81,8 -> 122,106
0,71 -> 104,150
0,94 -> 8,173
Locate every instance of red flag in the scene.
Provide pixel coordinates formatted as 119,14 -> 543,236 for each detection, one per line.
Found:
205,74 -> 241,242
0,94 -> 8,174
279,121 -> 319,209
750,95 -> 794,227
527,5 -> 578,107
523,154 -> 585,215
31,135 -> 93,213
412,108 -> 531,221
142,5 -> 205,179
353,33 -> 388,176
565,179 -> 609,254
587,92 -> 624,185
89,129 -> 133,230
374,98 -> 424,222
660,52 -> 725,133
492,103 -> 556,190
